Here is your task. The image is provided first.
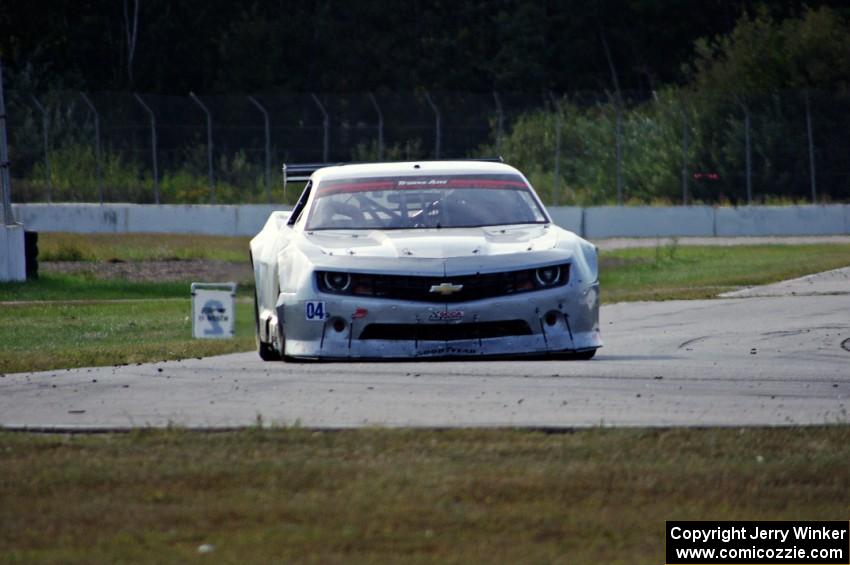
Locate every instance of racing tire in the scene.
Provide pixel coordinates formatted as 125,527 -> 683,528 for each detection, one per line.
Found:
258,339 -> 281,362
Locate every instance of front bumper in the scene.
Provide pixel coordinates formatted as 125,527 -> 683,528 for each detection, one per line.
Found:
277,282 -> 602,359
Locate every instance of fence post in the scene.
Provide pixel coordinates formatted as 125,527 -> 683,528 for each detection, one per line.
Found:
424,91 -> 441,159
615,100 -> 623,205
805,91 -> 817,204
247,96 -> 271,203
549,92 -> 561,205
0,59 -> 14,225
133,93 -> 159,204
30,95 -> 52,203
680,100 -> 689,205
189,92 -> 215,204
744,108 -> 752,205
368,92 -> 384,161
311,93 -> 329,162
79,92 -> 104,204
492,91 -> 504,155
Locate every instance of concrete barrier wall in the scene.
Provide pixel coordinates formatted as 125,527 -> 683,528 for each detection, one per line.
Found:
546,207 -> 583,234
14,203 -> 128,233
14,204 -> 283,237
715,205 -> 848,236
0,224 -> 27,281
11,203 -> 850,238
583,206 -> 716,238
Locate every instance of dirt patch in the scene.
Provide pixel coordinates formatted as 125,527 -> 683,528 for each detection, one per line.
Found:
42,260 -> 253,284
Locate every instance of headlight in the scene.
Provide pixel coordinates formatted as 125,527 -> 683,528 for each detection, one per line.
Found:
534,265 -> 561,287
320,271 -> 352,293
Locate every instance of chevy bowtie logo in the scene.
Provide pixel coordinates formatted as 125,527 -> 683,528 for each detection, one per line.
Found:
429,282 -> 464,296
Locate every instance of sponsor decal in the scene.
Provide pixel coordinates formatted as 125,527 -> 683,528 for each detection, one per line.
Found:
417,346 -> 479,356
200,300 -> 228,335
429,310 -> 464,322
397,179 -> 449,186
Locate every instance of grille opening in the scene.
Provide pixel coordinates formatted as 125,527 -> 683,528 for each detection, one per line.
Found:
317,264 -> 570,303
358,320 -> 533,341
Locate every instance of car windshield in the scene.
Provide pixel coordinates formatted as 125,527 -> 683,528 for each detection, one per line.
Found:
306,174 -> 547,230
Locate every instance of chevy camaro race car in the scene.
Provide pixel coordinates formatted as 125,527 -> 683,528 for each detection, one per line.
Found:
250,160 -> 602,361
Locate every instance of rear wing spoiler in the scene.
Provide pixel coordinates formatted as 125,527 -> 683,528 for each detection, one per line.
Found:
282,157 -> 504,187
282,163 -> 344,184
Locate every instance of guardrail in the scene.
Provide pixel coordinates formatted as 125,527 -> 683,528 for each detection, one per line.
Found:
11,203 -> 850,238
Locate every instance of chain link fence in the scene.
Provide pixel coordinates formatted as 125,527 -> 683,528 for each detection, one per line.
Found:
4,89 -> 849,205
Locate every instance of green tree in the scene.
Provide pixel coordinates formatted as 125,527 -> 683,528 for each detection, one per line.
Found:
685,6 -> 850,202
688,5 -> 850,93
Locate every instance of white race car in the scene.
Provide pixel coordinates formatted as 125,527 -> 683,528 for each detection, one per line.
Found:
250,160 -> 601,360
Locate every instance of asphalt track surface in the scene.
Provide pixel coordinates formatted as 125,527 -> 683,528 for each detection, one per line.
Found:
2,268 -> 849,430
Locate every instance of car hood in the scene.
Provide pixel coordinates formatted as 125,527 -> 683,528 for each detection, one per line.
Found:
303,224 -> 558,259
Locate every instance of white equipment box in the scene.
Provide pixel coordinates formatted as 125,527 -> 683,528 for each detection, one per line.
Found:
191,282 -> 237,339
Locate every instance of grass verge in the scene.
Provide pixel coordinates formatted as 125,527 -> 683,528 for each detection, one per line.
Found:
0,300 -> 255,374
600,243 -> 850,302
1,426 -> 848,563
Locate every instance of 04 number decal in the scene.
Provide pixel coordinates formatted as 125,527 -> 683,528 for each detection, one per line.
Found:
305,301 -> 327,321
